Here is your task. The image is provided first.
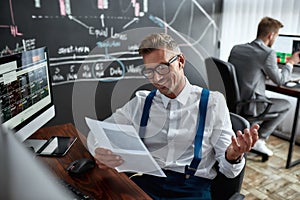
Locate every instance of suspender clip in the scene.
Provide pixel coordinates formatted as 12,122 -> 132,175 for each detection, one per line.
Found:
184,165 -> 197,179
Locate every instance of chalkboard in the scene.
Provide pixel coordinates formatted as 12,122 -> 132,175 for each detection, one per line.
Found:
0,0 -> 222,134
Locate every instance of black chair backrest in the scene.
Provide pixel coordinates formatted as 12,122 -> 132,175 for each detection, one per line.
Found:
205,57 -> 240,113
184,61 -> 208,88
211,112 -> 249,200
230,112 -> 250,133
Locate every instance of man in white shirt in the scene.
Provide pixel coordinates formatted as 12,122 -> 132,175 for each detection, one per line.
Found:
88,33 -> 259,199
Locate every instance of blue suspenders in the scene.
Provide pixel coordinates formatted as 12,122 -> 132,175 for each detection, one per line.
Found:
185,88 -> 209,178
139,89 -> 157,139
139,88 -> 210,179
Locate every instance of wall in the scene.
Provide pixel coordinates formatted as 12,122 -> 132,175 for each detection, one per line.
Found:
0,0 -> 222,134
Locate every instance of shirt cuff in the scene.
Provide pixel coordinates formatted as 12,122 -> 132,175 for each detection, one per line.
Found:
220,156 -> 245,178
286,62 -> 293,69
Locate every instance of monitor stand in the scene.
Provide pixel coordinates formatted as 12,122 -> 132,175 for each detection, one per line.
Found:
23,139 -> 47,153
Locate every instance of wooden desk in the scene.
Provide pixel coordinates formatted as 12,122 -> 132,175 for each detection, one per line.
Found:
266,80 -> 300,169
31,123 -> 152,200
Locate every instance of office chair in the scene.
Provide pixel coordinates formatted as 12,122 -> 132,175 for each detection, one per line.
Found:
205,57 -> 277,162
211,112 -> 249,200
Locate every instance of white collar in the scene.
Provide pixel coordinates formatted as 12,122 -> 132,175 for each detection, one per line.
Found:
157,78 -> 192,108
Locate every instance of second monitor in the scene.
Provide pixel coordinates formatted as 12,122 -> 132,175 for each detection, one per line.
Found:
273,34 -> 300,66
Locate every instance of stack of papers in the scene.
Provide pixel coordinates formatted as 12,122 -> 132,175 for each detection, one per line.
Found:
85,117 -> 166,177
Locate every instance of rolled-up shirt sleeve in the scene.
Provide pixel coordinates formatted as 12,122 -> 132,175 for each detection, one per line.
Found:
211,93 -> 245,178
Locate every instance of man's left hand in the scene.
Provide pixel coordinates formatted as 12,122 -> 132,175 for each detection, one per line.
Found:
226,124 -> 260,161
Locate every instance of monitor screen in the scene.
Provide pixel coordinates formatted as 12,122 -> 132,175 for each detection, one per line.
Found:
273,34 -> 300,66
0,47 -> 55,142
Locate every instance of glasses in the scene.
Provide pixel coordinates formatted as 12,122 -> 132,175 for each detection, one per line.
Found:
141,55 -> 179,79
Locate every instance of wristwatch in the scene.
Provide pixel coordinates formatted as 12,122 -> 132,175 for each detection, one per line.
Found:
225,151 -> 243,164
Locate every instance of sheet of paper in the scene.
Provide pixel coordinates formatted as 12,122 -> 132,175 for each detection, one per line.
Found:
85,117 -> 166,177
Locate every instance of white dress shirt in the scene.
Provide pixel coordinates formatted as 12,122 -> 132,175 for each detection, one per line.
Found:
88,79 -> 245,180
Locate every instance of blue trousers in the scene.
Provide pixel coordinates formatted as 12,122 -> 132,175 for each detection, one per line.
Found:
129,170 -> 211,200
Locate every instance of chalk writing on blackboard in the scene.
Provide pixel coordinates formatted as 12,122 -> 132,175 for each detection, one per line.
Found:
0,0 -> 219,86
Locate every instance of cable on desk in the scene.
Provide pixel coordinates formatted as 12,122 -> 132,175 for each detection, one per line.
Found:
129,172 -> 143,179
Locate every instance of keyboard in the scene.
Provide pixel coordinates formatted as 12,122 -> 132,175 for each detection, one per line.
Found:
290,73 -> 300,82
59,179 -> 94,200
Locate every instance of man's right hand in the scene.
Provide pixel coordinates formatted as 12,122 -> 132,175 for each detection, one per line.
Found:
94,147 -> 124,169
288,51 -> 300,65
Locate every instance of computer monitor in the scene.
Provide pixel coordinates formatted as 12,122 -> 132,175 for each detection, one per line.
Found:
273,34 -> 300,66
0,47 -> 55,150
0,122 -> 73,199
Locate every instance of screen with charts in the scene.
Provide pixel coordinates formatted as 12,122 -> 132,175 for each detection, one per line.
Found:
0,47 -> 55,142
273,34 -> 300,66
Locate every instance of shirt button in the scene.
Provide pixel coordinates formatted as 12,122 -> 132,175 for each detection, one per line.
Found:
170,111 -> 175,118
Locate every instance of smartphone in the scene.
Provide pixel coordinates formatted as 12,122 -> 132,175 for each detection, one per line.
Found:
36,136 -> 77,156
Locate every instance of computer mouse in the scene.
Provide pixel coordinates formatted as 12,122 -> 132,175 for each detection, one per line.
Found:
286,82 -> 297,87
66,158 -> 95,175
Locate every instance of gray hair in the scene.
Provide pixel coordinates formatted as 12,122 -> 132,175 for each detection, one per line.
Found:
138,33 -> 181,56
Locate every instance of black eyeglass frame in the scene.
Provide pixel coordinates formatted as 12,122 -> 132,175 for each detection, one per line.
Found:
141,54 -> 180,79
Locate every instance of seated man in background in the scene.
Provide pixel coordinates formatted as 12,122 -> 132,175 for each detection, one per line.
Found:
88,33 -> 259,199
228,16 -> 300,156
